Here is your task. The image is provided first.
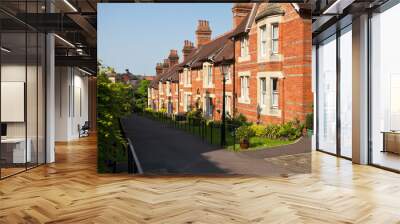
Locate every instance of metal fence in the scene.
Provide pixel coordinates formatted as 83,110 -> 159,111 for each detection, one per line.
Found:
140,111 -> 241,151
119,118 -> 143,174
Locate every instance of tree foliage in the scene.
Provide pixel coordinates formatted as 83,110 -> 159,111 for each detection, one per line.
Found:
133,79 -> 150,112
97,64 -> 134,173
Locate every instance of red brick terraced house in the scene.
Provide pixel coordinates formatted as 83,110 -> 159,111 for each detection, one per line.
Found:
148,3 -> 312,124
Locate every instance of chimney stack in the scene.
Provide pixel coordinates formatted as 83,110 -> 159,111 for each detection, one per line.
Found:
168,49 -> 179,66
162,59 -> 170,74
195,20 -> 212,48
182,40 -> 195,62
232,3 -> 253,29
155,63 -> 163,76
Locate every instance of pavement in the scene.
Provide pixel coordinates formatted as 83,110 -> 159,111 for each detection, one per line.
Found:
121,114 -> 312,176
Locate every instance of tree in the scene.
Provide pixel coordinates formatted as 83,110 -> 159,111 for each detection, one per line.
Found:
133,79 -> 150,112
97,63 -> 134,173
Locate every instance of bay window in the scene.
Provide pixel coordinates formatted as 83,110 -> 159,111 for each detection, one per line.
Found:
271,24 -> 279,54
260,25 -> 267,57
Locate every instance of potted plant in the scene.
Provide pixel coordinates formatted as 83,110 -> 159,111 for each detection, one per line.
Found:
235,126 -> 254,149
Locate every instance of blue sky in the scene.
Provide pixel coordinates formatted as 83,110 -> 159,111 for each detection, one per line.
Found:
98,3 -> 232,75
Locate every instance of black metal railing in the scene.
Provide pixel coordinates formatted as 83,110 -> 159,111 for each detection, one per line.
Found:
127,137 -> 143,174
139,111 -> 241,151
119,118 -> 143,174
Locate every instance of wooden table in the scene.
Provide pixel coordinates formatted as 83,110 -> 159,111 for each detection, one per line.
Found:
382,131 -> 400,154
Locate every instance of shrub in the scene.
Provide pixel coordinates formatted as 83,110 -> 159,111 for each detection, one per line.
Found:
159,108 -> 167,114
186,108 -> 203,120
144,107 -> 153,112
235,126 -> 255,142
265,124 -> 281,139
259,119 -> 304,141
278,119 -> 304,140
250,124 -> 267,137
227,113 -> 249,127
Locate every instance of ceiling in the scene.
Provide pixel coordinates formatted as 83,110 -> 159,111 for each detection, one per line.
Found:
0,0 -> 98,74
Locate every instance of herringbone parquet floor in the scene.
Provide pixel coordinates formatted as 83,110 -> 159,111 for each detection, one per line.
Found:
1,136 -> 400,223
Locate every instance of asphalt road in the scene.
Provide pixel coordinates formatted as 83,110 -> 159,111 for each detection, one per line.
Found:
121,114 -> 311,175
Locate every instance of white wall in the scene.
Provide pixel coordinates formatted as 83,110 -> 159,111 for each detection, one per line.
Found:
55,67 -> 89,141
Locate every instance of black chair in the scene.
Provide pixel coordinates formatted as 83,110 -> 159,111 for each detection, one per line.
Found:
79,121 -> 90,138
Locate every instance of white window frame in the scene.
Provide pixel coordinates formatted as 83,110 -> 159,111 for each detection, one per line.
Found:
260,77 -> 267,107
224,92 -> 232,116
238,71 -> 251,104
183,92 -> 192,112
203,62 -> 214,88
239,35 -> 250,62
256,16 -> 282,63
183,68 -> 191,87
175,99 -> 179,114
203,94 -> 215,118
257,71 -> 283,117
159,82 -> 163,95
271,78 -> 279,109
166,81 -> 171,96
271,23 -> 279,55
260,25 -> 267,57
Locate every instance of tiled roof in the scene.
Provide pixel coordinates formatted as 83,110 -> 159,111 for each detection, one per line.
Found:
160,64 -> 181,83
149,74 -> 162,88
189,30 -> 234,69
150,4 -> 257,87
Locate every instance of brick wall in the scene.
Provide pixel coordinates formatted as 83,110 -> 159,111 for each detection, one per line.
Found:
234,4 -> 312,124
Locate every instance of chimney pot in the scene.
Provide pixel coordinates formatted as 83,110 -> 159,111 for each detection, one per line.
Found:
182,40 -> 195,62
195,20 -> 212,48
232,3 -> 253,29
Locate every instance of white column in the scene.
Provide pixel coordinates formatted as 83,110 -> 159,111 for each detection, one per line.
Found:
352,14 -> 369,164
312,45 -> 317,150
46,33 -> 55,163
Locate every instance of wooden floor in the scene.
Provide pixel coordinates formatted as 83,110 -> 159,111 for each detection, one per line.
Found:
1,136 -> 400,223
